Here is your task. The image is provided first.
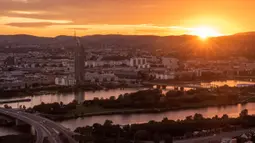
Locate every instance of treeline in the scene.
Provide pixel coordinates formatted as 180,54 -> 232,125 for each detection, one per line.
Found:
31,87 -> 247,115
83,88 -> 239,109
73,109 -> 254,143
32,100 -> 77,114
0,135 -> 35,143
31,86 -> 255,116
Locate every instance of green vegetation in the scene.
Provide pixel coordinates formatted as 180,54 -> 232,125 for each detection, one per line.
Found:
73,109 -> 255,143
31,86 -> 255,120
0,134 -> 35,143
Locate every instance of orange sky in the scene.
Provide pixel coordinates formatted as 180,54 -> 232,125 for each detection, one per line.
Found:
0,0 -> 254,37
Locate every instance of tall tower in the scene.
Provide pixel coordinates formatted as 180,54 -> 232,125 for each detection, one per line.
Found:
74,32 -> 85,85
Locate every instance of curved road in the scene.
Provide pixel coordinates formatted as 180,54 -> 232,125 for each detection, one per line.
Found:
0,108 -> 77,143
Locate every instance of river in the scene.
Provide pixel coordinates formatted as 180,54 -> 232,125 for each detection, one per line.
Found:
59,103 -> 255,130
0,127 -> 21,137
2,80 -> 255,109
1,80 -> 255,131
0,88 -> 145,108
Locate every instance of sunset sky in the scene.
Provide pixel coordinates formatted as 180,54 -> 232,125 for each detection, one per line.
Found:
0,0 -> 254,37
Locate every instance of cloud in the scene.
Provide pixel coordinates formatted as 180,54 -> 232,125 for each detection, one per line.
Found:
0,16 -> 72,24
0,0 -> 169,25
9,10 -> 45,15
6,22 -> 58,27
66,28 -> 90,31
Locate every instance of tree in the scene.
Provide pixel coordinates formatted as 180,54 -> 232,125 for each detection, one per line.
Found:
162,117 -> 169,123
117,94 -> 124,100
153,133 -> 160,143
239,109 -> 248,118
93,97 -> 100,101
109,96 -> 116,101
194,113 -> 204,120
212,115 -> 219,120
93,123 -> 102,129
134,130 -> 149,142
163,134 -> 173,143
71,100 -> 78,105
60,102 -> 64,107
185,115 -> 193,121
149,120 -> 156,124
4,104 -> 9,109
104,120 -> 113,126
221,114 -> 229,120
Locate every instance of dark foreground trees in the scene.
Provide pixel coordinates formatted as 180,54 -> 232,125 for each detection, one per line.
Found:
0,135 -> 34,143
74,109 -> 254,143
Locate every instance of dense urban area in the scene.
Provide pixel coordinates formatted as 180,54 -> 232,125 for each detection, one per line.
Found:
1,35 -> 255,92
1,34 -> 255,143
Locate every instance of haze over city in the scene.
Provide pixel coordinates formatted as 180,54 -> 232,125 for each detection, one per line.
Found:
0,0 -> 254,37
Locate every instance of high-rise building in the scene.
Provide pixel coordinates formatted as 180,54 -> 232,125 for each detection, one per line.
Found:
74,34 -> 85,85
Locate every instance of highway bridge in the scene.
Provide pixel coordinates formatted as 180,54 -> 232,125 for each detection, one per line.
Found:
0,108 -> 77,143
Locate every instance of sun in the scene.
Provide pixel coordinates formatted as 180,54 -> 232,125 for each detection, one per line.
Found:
190,27 -> 221,40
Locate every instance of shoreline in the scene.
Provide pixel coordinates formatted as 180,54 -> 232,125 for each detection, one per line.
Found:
0,78 -> 252,99
0,84 -> 147,99
43,101 -> 248,122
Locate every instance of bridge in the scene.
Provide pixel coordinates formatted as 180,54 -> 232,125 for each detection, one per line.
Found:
0,99 -> 31,104
0,108 -> 77,143
143,81 -> 207,90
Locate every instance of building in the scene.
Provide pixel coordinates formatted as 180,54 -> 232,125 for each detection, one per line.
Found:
55,76 -> 76,86
130,58 -> 147,67
84,72 -> 118,83
85,60 -> 129,68
4,56 -> 15,67
74,36 -> 85,85
161,57 -> 179,70
150,72 -> 175,80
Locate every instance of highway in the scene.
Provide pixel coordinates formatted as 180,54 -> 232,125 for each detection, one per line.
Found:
0,108 -> 77,143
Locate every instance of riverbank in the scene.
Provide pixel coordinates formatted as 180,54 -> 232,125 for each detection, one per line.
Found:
1,79 -> 254,100
71,110 -> 255,143
0,83 -> 147,99
42,101 -> 245,121
33,87 -> 255,121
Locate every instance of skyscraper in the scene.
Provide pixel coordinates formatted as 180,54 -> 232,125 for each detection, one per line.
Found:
74,33 -> 85,85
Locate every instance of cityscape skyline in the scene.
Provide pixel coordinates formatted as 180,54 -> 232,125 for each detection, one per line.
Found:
1,0 -> 255,37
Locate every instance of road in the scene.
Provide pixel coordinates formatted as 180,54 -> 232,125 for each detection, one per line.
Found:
0,108 -> 77,143
141,128 -> 255,143
174,128 -> 255,143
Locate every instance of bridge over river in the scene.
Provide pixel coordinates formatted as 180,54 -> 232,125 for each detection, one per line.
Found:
143,81 -> 207,89
0,108 -> 77,143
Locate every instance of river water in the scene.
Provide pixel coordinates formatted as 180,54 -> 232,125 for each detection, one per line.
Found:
1,80 -> 255,131
0,127 -> 21,137
59,103 -> 255,130
2,80 -> 255,109
0,88 -> 145,108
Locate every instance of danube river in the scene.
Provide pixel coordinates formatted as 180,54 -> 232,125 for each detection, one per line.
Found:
0,88 -> 145,108
1,80 -> 255,135
0,127 -> 21,137
1,80 -> 255,108
60,103 -> 255,130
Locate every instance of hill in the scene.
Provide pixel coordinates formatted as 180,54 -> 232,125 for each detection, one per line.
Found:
0,33 -> 254,59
